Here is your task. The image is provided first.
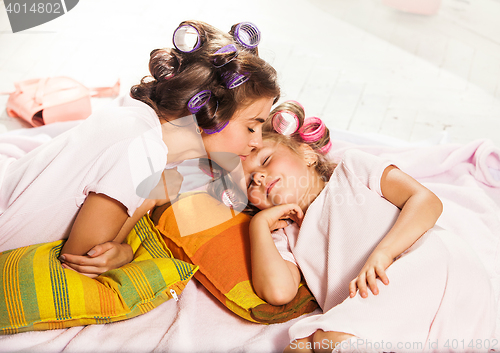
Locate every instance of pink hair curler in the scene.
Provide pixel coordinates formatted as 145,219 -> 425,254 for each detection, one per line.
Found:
221,189 -> 237,208
287,100 -> 304,110
272,110 -> 300,136
233,22 -> 261,49
173,24 -> 202,53
317,139 -> 332,154
299,117 -> 326,143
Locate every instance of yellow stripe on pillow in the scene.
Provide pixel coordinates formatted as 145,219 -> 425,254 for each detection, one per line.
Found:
0,215 -> 197,334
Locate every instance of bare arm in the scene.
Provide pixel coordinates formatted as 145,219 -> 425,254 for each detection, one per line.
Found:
377,165 -> 442,259
350,165 -> 443,298
60,168 -> 183,276
249,204 -> 303,305
61,192 -> 129,256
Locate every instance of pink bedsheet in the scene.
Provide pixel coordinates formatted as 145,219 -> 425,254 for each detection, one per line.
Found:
0,123 -> 498,352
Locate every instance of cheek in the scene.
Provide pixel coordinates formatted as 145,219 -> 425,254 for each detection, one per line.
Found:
247,189 -> 265,208
203,131 -> 241,154
219,128 -> 247,151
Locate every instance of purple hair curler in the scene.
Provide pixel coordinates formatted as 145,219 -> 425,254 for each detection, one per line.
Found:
187,90 -> 211,114
272,110 -> 300,136
188,93 -> 228,134
233,22 -> 261,49
299,117 -> 326,143
202,101 -> 229,134
221,71 -> 249,89
213,44 -> 239,68
173,24 -> 202,53
204,121 -> 228,134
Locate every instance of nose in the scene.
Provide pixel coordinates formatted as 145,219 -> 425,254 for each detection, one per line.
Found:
252,171 -> 265,186
249,134 -> 262,149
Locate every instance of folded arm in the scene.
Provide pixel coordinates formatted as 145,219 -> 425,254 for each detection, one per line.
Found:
60,195 -> 170,278
249,204 -> 303,305
350,165 -> 443,298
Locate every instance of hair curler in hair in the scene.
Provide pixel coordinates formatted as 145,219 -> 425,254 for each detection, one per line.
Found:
212,44 -> 239,68
202,102 -> 229,135
299,117 -> 326,143
220,71 -> 249,89
272,110 -> 300,136
233,22 -> 261,49
187,91 -> 228,134
221,189 -> 237,208
187,90 -> 212,114
173,24 -> 202,53
286,100 -> 304,110
317,139 -> 332,154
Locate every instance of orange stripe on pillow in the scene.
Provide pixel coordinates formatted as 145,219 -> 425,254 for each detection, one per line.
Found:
122,265 -> 154,301
97,282 -> 116,319
3,248 -> 28,329
192,222 -> 251,294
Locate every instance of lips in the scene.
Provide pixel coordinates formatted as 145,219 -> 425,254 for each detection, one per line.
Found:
239,155 -> 248,161
266,179 -> 279,197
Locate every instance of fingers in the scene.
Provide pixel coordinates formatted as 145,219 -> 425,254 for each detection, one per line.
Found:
280,204 -> 304,226
61,262 -> 100,278
59,251 -> 111,274
349,279 -> 357,298
86,242 -> 113,257
272,219 -> 291,231
349,267 -> 390,299
376,266 -> 390,286
357,272 -> 369,298
366,269 -> 379,296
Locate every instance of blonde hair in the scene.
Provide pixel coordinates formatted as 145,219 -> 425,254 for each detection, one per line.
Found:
263,101 -> 335,181
204,101 -> 336,212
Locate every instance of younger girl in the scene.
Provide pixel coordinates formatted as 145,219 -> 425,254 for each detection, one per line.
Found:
0,20 -> 279,277
242,102 -> 496,352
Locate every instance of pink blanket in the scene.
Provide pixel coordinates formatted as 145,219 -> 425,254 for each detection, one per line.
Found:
0,123 -> 498,352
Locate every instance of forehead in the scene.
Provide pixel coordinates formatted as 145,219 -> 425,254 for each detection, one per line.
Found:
233,97 -> 273,120
249,139 -> 276,156
245,140 -> 287,166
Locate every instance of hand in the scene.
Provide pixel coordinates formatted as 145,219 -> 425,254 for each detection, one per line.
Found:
349,249 -> 393,299
253,204 -> 304,231
59,242 -> 134,278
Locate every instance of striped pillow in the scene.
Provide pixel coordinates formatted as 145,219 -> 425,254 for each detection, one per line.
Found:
0,215 -> 197,334
152,192 -> 319,324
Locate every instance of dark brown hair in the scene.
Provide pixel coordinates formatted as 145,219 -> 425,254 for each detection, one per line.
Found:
130,20 -> 280,132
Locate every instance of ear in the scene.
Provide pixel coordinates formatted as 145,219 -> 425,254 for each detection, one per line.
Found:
298,144 -> 317,166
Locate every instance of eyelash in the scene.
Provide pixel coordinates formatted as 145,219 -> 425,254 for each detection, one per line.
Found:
248,128 -> 255,133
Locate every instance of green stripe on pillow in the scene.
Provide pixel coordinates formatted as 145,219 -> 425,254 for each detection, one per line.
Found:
0,214 -> 198,334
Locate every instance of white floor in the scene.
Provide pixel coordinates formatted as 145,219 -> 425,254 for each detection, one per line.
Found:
0,0 -> 499,146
